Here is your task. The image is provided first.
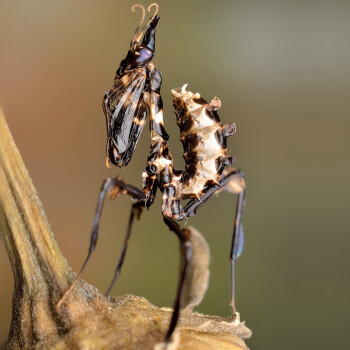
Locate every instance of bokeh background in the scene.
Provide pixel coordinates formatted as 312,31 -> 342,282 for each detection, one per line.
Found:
0,0 -> 349,348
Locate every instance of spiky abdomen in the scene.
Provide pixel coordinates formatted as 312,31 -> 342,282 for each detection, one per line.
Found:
172,85 -> 236,199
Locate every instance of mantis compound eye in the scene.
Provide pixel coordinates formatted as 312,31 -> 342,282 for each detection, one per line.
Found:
129,45 -> 154,66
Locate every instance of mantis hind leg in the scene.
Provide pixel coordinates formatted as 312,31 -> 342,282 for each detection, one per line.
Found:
182,168 -> 246,315
163,216 -> 192,344
105,203 -> 143,296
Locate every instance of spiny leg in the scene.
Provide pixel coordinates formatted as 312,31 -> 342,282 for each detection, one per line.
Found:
163,216 -> 192,344
105,203 -> 143,296
56,176 -> 145,308
182,168 -> 246,316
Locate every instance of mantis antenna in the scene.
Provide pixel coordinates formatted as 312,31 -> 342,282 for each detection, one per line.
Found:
130,3 -> 159,48
131,4 -> 146,38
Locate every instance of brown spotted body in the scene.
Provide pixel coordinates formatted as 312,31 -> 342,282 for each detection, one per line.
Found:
172,85 -> 236,200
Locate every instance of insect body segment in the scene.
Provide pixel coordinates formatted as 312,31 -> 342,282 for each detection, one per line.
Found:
172,85 -> 236,197
150,85 -> 237,219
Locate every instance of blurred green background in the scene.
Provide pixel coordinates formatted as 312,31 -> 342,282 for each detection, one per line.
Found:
0,0 -> 349,348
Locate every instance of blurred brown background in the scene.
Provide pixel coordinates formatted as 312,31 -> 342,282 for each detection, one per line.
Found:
0,0 -> 349,348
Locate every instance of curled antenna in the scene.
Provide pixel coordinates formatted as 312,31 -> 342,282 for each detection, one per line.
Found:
146,3 -> 159,26
130,4 -> 146,48
130,3 -> 159,49
131,4 -> 146,38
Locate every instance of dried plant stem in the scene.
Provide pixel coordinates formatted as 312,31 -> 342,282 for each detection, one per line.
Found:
0,110 -> 250,350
